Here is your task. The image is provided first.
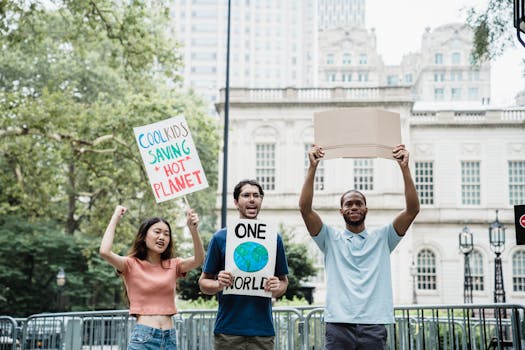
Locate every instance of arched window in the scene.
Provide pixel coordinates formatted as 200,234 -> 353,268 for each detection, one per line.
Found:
417,249 -> 436,290
470,250 -> 484,291
512,250 -> 525,292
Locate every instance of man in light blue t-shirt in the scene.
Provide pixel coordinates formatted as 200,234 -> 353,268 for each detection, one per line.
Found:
299,144 -> 420,350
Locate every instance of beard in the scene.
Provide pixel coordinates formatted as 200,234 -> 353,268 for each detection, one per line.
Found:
343,212 -> 366,227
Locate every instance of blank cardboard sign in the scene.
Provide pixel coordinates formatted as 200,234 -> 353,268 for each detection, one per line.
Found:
314,108 -> 401,160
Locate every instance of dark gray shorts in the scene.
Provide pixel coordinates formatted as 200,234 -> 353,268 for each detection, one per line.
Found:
214,333 -> 274,350
325,323 -> 388,350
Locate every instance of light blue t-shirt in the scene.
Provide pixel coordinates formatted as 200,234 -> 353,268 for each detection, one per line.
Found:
312,223 -> 402,324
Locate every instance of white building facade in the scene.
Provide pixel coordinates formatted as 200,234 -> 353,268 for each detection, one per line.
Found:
173,1 -> 525,306
317,23 -> 492,108
215,86 -> 525,306
318,0 -> 365,30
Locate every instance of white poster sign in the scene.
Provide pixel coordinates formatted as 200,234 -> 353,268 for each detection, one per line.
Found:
133,116 -> 208,203
224,219 -> 278,298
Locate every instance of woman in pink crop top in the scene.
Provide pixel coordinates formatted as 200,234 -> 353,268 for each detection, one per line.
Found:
100,205 -> 204,350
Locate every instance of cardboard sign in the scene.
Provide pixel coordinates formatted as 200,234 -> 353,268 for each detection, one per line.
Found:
515,205 -> 525,245
314,108 -> 402,159
224,219 -> 278,298
133,116 -> 208,203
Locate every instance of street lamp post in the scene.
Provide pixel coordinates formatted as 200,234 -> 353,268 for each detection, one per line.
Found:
410,260 -> 418,304
56,267 -> 66,311
220,0 -> 232,228
489,210 -> 506,303
459,226 -> 474,304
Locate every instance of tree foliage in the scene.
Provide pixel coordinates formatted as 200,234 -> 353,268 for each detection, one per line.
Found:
280,227 -> 317,302
0,215 -> 124,316
467,0 -> 516,62
0,0 -> 220,315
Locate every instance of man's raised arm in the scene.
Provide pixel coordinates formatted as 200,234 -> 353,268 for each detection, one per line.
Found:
392,144 -> 420,236
299,145 -> 325,237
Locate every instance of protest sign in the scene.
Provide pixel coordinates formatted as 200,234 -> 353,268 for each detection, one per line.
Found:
224,219 -> 277,298
133,116 -> 208,203
314,108 -> 401,159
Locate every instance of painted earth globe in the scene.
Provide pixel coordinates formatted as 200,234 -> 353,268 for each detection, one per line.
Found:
233,242 -> 269,272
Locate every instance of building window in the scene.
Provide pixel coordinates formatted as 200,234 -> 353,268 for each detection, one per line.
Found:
450,70 -> 462,81
404,74 -> 413,83
471,250 -> 484,291
359,53 -> 367,65
387,75 -> 398,86
326,72 -> 337,82
326,53 -> 334,65
513,250 -> 525,292
434,88 -> 444,101
468,87 -> 479,100
451,88 -> 462,100
354,159 -> 374,190
434,71 -> 445,82
509,161 -> 525,205
342,53 -> 351,64
342,72 -> 352,82
415,161 -> 434,205
256,143 -> 275,191
461,161 -> 481,205
452,52 -> 461,64
358,72 -> 369,82
469,70 -> 481,81
435,53 -> 443,64
304,144 -> 324,191
417,249 -> 437,290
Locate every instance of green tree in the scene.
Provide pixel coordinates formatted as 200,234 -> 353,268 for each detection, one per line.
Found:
0,0 -> 220,314
467,0 -> 519,62
280,227 -> 317,302
0,215 -> 124,317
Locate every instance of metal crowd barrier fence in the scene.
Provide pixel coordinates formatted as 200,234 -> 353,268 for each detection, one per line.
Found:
390,304 -> 524,350
0,316 -> 19,350
1,303 -> 524,349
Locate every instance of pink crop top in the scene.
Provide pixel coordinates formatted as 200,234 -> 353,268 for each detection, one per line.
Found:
120,257 -> 186,315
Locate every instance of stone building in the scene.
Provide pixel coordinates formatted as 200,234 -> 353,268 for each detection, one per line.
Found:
214,22 -> 524,306
215,86 -> 525,306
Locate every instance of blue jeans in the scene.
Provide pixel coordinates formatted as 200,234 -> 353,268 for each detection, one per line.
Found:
128,324 -> 177,350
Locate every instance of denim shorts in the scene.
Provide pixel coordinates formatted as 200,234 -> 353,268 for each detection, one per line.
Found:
128,324 -> 177,350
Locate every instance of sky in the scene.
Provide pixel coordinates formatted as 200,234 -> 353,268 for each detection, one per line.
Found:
366,0 -> 525,107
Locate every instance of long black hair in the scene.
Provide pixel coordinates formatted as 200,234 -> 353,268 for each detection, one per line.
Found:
127,217 -> 174,261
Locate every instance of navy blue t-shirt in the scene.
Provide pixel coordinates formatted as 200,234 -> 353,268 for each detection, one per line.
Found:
203,227 -> 289,336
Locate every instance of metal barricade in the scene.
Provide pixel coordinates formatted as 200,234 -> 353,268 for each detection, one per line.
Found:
3,303 -> 525,349
0,316 -> 19,350
392,304 -> 525,350
272,307 -> 304,350
304,307 -> 325,350
177,307 -> 305,350
22,310 -> 131,350
178,309 -> 215,350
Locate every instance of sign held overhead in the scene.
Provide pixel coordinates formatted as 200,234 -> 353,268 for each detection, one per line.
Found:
314,108 -> 402,160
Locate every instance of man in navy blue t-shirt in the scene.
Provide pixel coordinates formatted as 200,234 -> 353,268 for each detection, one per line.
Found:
199,179 -> 289,350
